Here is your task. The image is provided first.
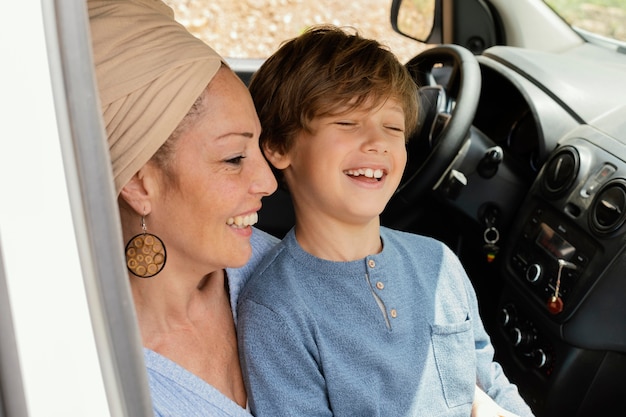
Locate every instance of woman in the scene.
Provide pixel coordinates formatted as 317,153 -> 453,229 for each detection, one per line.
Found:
88,0 -> 277,415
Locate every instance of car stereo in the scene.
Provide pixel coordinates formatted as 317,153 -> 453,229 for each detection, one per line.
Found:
509,205 -> 597,315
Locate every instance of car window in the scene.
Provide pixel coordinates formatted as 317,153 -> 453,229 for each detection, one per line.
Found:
163,0 -> 427,63
1,2 -> 153,416
543,0 -> 626,43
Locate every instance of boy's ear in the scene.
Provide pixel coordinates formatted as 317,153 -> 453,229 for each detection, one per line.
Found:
119,165 -> 156,215
262,143 -> 291,170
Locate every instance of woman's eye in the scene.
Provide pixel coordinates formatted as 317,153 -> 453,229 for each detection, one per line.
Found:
386,126 -> 405,133
225,155 -> 245,165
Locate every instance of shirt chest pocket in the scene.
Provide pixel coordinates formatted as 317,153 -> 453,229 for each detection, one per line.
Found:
430,317 -> 475,409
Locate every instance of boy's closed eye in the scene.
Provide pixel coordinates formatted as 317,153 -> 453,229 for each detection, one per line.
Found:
384,124 -> 405,133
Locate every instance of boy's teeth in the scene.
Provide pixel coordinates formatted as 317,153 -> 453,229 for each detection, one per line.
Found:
346,168 -> 384,179
227,212 -> 259,228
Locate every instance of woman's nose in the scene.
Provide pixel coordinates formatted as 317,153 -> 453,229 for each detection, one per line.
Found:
251,155 -> 278,196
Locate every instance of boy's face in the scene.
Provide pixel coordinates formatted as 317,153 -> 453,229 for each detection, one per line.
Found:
279,98 -> 407,227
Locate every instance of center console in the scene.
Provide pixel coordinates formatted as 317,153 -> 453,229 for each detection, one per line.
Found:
493,128 -> 626,416
510,205 -> 597,315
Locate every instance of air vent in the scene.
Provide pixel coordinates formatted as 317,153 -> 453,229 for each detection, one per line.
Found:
590,179 -> 626,235
542,147 -> 579,198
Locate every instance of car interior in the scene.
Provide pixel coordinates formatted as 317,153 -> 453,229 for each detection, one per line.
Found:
2,1 -> 625,416
252,1 -> 626,416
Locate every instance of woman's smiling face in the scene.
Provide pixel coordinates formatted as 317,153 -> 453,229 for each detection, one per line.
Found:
148,67 -> 277,274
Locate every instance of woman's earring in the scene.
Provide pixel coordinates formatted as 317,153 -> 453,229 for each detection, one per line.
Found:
125,214 -> 166,278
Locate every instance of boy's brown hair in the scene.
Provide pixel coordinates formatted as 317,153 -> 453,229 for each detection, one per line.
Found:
249,25 -> 419,157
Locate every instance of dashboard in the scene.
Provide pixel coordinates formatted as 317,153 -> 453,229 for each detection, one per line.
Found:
465,45 -> 626,415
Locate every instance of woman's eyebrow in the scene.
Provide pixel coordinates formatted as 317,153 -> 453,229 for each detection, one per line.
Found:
216,131 -> 254,140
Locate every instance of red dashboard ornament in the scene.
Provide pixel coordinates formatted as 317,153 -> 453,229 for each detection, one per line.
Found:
547,296 -> 564,314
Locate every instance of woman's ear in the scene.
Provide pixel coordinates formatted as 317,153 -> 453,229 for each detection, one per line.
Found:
119,165 -> 157,215
262,143 -> 291,170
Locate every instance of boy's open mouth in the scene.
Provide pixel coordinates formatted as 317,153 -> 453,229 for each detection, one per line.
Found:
344,168 -> 385,181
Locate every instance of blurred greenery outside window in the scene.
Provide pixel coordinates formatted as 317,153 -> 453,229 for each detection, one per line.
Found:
163,0 -> 427,63
544,0 -> 626,42
163,0 -> 624,63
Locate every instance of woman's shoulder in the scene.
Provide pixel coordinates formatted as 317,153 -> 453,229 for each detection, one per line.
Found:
226,227 -> 281,318
237,229 -> 295,298
237,227 -> 324,314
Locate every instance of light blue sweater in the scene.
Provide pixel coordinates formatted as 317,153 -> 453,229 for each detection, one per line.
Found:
237,227 -> 534,417
144,228 -> 279,417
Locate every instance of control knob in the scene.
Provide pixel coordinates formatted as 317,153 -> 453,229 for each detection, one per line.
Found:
509,327 -> 535,347
499,305 -> 514,327
526,263 -> 542,283
529,348 -> 548,369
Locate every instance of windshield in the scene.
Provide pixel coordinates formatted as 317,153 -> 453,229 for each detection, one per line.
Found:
164,0 -> 625,62
544,0 -> 626,43
163,0 -> 426,63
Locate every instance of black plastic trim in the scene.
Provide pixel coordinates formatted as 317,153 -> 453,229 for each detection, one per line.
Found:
541,146 -> 580,199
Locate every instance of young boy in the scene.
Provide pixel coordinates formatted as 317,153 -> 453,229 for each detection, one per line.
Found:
237,25 -> 534,417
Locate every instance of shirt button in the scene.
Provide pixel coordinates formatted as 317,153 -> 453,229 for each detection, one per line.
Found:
368,259 -> 376,268
390,309 -> 397,318
376,281 -> 384,290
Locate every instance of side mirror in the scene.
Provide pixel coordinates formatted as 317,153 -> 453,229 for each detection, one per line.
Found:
390,0 -> 498,54
390,0 -> 438,43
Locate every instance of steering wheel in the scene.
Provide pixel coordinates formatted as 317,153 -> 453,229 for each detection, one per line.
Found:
384,44 -> 481,222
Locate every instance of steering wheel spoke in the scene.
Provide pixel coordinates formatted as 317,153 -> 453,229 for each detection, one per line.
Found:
429,112 -> 451,148
383,44 -> 481,227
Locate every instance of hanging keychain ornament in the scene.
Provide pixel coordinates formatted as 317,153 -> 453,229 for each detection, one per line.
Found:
483,226 -> 500,263
547,259 -> 577,314
481,209 -> 500,263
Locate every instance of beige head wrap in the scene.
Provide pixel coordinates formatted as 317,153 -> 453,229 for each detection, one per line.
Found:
88,0 -> 223,194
